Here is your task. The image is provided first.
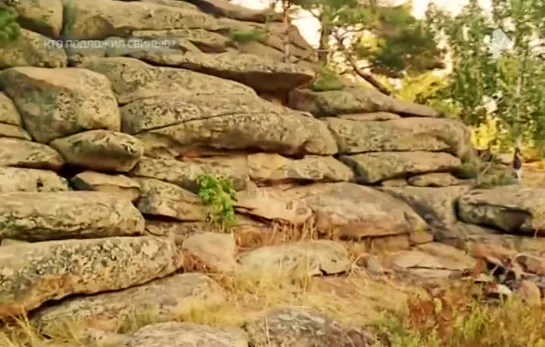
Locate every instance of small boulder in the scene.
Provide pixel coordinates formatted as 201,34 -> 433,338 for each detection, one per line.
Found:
0,167 -> 69,193
71,171 -> 141,201
408,173 -> 460,187
0,138 -> 64,170
0,92 -> 21,125
182,232 -> 237,272
9,0 -> 63,37
0,123 -> 32,140
0,29 -> 66,69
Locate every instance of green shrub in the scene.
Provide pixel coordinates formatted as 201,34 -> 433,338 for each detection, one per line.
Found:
0,7 -> 20,47
310,66 -> 344,92
196,174 -> 237,231
228,28 -> 267,44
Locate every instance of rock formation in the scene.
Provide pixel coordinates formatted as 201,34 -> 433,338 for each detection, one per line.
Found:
1,0 -> 545,345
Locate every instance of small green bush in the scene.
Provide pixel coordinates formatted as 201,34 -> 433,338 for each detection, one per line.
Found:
0,7 -> 20,47
310,66 -> 344,92
196,173 -> 237,231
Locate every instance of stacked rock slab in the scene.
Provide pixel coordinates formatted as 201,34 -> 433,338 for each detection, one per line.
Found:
0,0 -> 545,343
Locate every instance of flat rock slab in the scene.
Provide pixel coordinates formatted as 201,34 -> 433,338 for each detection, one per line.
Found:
32,273 -> 224,333
326,117 -> 470,159
408,173 -> 459,187
130,157 -> 248,192
135,177 -> 209,221
127,50 -> 314,92
289,87 -> 441,118
71,171 -> 141,201
0,66 -> 119,143
0,29 -> 66,69
0,236 -> 183,317
0,123 -> 32,140
182,232 -> 237,272
0,167 -> 69,193
458,186 -> 545,234
50,130 -> 143,173
340,151 -> 461,184
243,307 -> 376,347
63,0 -> 222,40
121,93 -> 338,157
237,240 -> 351,277
380,186 -> 471,226
276,183 -> 428,239
0,138 -> 64,170
79,57 -> 254,104
123,322 -> 248,347
0,191 -> 145,241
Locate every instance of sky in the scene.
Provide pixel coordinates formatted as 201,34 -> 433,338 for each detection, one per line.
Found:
231,0 -> 493,47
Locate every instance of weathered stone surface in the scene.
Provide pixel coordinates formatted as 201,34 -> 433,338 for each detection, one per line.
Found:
381,178 -> 408,187
132,28 -> 231,53
32,273 -> 225,333
326,117 -> 471,158
0,67 -> 119,143
128,50 -> 314,92
79,57 -> 255,104
0,138 -> 64,170
234,188 -> 312,225
0,167 -> 69,193
121,94 -> 338,157
0,123 -> 32,140
131,157 -> 248,192
238,240 -> 351,277
338,112 -> 402,121
277,183 -> 428,239
243,307 -> 376,347
340,151 -> 462,184
9,0 -> 63,37
50,130 -> 143,172
185,0 -> 280,23
182,232 -> 237,272
247,153 -> 352,184
0,191 -> 145,241
135,177 -> 208,221
71,171 -> 141,201
458,187 -> 545,234
408,173 -> 460,187
380,186 -> 471,226
123,322 -> 248,347
289,87 -> 441,118
62,0 -> 222,40
0,92 -> 21,126
0,29 -> 66,69
0,236 -> 183,317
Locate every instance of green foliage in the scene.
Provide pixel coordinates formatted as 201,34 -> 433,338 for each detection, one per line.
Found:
0,7 -> 20,47
228,28 -> 267,44
426,0 -> 545,152
310,66 -> 344,91
196,174 -> 237,232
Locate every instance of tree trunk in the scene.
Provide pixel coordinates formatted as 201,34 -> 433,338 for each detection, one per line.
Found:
348,56 -> 391,95
281,0 -> 290,63
318,25 -> 330,63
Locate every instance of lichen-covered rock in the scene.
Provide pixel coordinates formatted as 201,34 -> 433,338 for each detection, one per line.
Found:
50,130 -> 143,172
408,173 -> 460,187
238,240 -> 351,277
186,0 -> 280,23
182,232 -> 237,272
130,157 -> 248,192
0,123 -> 32,140
289,87 -> 441,118
135,177 -> 209,221
0,191 -> 145,241
458,186 -> 545,234
380,186 -> 471,226
0,67 -> 119,143
326,117 -> 471,159
340,152 -> 462,184
62,0 -> 222,40
71,171 -> 141,201
276,183 -> 428,239
0,167 -> 69,193
243,307 -> 376,347
338,112 -> 401,121
131,28 -> 231,53
9,0 -> 63,37
79,57 -> 255,104
0,138 -> 64,170
123,322 -> 248,347
0,29 -> 66,69
0,92 -> 21,126
247,153 -> 353,184
127,50 -> 315,92
0,236 -> 183,317
32,273 -> 225,333
123,94 -> 337,157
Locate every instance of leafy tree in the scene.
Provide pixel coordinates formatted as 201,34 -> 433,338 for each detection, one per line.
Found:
426,0 -> 545,152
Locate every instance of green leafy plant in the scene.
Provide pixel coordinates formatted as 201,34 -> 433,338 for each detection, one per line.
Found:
0,6 -> 20,47
196,174 -> 237,231
310,66 -> 344,91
